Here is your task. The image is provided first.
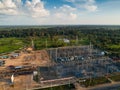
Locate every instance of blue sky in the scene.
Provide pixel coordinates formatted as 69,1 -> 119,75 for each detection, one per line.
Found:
0,0 -> 120,25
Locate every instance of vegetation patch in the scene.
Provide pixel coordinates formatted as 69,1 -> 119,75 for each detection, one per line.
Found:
0,26 -> 119,58
35,84 -> 75,90
79,77 -> 110,87
0,38 -> 24,54
109,73 -> 120,82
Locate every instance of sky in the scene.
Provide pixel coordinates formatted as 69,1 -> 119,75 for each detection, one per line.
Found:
0,0 -> 120,25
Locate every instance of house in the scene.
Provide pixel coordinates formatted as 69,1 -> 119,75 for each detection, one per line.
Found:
0,55 -> 9,59
63,39 -> 70,43
0,60 -> 5,66
59,38 -> 70,43
10,53 -> 19,58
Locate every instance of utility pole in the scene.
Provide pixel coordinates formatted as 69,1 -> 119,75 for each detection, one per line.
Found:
89,41 -> 92,86
46,39 -> 47,49
76,36 -> 78,46
31,39 -> 34,50
56,48 -> 57,61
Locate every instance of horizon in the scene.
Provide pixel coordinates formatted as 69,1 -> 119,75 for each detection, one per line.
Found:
1,24 -> 120,26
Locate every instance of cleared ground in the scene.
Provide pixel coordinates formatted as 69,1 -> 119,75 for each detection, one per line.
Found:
0,49 -> 51,90
3,50 -> 50,67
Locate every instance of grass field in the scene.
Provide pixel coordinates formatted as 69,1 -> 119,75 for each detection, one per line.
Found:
0,37 -> 89,54
79,77 -> 111,87
109,73 -> 120,82
0,38 -> 24,54
36,84 -> 75,90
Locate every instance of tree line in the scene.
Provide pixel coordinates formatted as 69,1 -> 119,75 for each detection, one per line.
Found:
0,25 -> 120,57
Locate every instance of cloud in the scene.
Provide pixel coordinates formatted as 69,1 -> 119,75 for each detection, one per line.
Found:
0,0 -> 77,25
0,0 -> 49,17
84,4 -> 97,12
0,0 -> 18,15
25,0 -> 49,18
87,0 -> 95,3
54,5 -> 77,20
2,0 -> 16,8
85,0 -> 97,12
59,5 -> 76,12
66,0 -> 75,3
69,13 -> 77,19
66,0 -> 98,12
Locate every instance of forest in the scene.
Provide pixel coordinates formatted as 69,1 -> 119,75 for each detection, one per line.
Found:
0,25 -> 120,58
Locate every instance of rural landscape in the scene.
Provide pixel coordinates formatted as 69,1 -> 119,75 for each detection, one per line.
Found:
0,25 -> 120,90
0,0 -> 120,90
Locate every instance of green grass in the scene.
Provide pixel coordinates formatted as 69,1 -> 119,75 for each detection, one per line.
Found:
80,77 -> 110,87
32,36 -> 89,50
1,36 -> 118,56
107,44 -> 120,51
0,38 -> 24,54
108,45 -> 120,49
0,37 -> 87,54
36,84 -> 75,90
109,73 -> 120,82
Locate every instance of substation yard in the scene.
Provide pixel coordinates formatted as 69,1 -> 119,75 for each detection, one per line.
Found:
46,46 -> 120,79
0,46 -> 120,90
36,46 -> 120,89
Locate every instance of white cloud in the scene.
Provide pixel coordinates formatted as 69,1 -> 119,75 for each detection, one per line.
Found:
66,0 -> 95,3
87,0 -> 95,3
85,0 -> 97,12
25,0 -> 50,18
0,9 -> 18,15
84,4 -> 97,12
65,0 -> 75,3
25,0 -> 49,18
59,5 -> 76,12
0,0 -> 18,15
1,0 -> 120,25
70,13 -> 77,19
66,0 -> 98,12
0,0 -> 49,17
3,0 -> 16,8
54,5 -> 77,20
13,0 -> 22,6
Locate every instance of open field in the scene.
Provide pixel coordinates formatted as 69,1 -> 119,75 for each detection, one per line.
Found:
0,38 -> 24,54
0,37 -> 89,54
